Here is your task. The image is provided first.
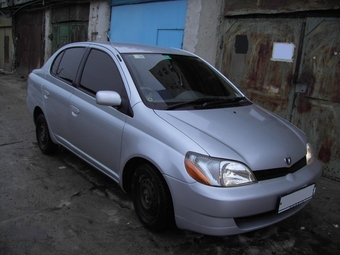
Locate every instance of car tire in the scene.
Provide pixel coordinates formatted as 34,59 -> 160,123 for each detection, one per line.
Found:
36,114 -> 58,155
132,163 -> 174,232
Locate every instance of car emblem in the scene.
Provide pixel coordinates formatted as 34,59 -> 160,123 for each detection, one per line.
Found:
284,157 -> 292,165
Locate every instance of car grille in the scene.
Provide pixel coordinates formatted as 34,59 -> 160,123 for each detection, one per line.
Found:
253,157 -> 306,181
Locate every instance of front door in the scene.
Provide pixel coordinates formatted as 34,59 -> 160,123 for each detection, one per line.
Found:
68,47 -> 128,180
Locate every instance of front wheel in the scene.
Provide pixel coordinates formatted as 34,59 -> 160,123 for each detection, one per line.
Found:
132,163 -> 174,231
36,114 -> 58,155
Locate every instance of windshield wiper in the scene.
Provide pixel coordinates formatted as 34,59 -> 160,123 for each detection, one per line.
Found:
167,97 -> 247,110
166,98 -> 217,110
201,97 -> 247,107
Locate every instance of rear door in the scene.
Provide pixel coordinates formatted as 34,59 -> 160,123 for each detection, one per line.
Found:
43,47 -> 86,143
68,47 -> 129,180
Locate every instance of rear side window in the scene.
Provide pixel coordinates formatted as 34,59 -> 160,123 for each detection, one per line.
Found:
51,47 -> 85,84
79,49 -> 125,95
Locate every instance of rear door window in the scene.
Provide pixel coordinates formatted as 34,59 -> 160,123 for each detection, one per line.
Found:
51,47 -> 85,84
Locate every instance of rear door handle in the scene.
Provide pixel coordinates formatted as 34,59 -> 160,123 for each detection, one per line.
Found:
43,90 -> 49,99
70,105 -> 80,116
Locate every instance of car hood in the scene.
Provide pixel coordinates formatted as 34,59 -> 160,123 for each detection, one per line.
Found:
155,104 -> 306,171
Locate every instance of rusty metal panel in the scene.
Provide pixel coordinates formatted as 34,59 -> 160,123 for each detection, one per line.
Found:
298,18 -> 340,103
291,18 -> 340,179
218,18 -> 303,118
0,15 -> 13,71
4,35 -> 9,63
70,23 -> 88,42
224,0 -> 340,16
15,10 -> 43,75
0,27 -> 13,71
52,23 -> 70,53
218,16 -> 340,180
52,22 -> 88,53
52,3 -> 89,23
50,2 -> 89,54
292,99 -> 340,180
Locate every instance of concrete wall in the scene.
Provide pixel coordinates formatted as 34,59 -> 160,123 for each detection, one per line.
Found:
183,0 -> 224,66
88,0 -> 111,42
44,9 -> 52,63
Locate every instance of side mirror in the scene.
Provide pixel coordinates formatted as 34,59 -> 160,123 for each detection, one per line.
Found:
96,91 -> 122,106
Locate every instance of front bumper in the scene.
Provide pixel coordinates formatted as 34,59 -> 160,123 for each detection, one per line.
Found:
167,159 -> 322,236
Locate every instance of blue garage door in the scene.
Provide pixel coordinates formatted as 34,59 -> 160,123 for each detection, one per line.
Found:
109,0 -> 187,49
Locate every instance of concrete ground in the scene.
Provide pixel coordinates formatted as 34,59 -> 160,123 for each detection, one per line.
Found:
0,73 -> 339,255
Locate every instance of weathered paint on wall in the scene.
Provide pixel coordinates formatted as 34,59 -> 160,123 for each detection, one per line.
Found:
88,1 -> 110,42
51,3 -> 89,23
44,9 -> 52,63
224,0 -> 340,16
183,0 -> 224,65
183,0 -> 201,54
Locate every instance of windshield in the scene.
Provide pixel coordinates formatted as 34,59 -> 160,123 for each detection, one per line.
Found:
122,53 -> 250,110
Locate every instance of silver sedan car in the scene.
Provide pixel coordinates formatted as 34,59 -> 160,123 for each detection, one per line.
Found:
27,42 -> 322,236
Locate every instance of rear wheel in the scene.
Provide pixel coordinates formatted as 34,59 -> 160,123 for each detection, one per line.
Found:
132,163 -> 174,231
36,114 -> 58,155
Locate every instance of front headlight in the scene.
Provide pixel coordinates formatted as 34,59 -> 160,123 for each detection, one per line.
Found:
185,152 -> 257,187
306,143 -> 315,165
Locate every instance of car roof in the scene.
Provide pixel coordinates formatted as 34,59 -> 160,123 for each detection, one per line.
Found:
66,42 -> 193,56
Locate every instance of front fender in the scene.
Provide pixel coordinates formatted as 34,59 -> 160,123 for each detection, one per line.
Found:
119,104 -> 205,187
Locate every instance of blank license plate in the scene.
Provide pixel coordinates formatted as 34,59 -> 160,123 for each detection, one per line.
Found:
278,184 -> 316,213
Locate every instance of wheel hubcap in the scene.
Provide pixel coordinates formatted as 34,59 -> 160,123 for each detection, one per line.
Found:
39,123 -> 47,147
139,177 -> 157,220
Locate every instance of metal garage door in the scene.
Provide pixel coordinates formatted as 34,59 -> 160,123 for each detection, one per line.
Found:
109,0 -> 187,49
218,17 -> 340,179
52,22 -> 88,53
